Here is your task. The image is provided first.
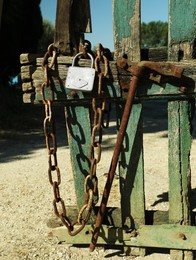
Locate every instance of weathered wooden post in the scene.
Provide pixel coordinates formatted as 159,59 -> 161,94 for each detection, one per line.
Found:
20,0 -> 196,258
168,0 -> 196,61
113,0 -> 141,61
113,0 -> 145,257
54,0 -> 91,55
168,1 -> 196,259
113,0 -> 196,259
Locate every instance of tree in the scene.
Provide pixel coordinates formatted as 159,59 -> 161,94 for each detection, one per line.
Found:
37,19 -> 55,54
0,0 -> 43,82
0,0 -> 43,126
141,21 -> 168,48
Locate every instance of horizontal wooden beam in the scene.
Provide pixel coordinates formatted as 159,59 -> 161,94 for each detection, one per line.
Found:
20,54 -> 196,103
50,224 -> 196,250
37,58 -> 196,102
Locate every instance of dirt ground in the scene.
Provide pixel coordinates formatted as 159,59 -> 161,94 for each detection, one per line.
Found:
0,101 -> 195,260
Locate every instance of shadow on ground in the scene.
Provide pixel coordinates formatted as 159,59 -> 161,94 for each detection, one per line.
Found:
0,103 -> 68,163
1,99 -> 196,163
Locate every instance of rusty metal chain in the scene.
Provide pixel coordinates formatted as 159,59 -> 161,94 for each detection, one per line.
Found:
42,44 -> 73,233
94,43 -> 110,128
85,43 -> 110,208
42,44 -> 94,236
42,43 -> 111,236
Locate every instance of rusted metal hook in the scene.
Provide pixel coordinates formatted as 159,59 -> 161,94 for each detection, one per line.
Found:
89,61 -> 184,252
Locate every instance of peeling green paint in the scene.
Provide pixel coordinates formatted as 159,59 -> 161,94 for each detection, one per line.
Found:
169,0 -> 196,42
113,0 -> 140,60
113,0 -> 136,41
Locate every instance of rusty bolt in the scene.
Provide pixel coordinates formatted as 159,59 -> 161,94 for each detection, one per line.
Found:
179,86 -> 187,93
178,233 -> 187,240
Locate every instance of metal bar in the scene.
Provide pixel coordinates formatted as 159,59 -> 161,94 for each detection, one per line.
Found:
118,103 -> 145,228
89,61 -> 185,251
89,75 -> 139,251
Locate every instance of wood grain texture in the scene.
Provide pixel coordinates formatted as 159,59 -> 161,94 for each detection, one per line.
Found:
168,0 -> 196,61
168,100 -> 194,260
54,0 -> 91,54
113,0 -> 140,61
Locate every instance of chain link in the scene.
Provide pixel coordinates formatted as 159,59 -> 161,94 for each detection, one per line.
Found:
87,44 -> 110,207
42,43 -> 110,236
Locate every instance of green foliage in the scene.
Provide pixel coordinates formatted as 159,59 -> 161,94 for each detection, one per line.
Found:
141,21 -> 168,48
37,19 -> 55,54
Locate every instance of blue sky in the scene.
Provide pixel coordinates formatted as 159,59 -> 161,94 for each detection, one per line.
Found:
40,0 -> 168,51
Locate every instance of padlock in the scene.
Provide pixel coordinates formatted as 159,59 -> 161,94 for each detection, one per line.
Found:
65,52 -> 95,92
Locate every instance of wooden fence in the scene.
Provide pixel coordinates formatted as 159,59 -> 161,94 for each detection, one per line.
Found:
20,1 -> 196,259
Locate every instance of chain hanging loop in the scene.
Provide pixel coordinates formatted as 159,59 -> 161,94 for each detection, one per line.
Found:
42,43 -> 110,236
41,44 -> 77,233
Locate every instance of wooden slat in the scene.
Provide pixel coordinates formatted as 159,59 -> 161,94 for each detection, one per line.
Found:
71,0 -> 91,33
21,65 -> 35,82
118,102 -> 146,256
33,58 -> 121,102
48,206 -> 170,228
22,93 -> 35,104
168,100 -> 194,260
168,0 -> 196,61
64,103 -> 91,210
54,0 -> 91,54
180,101 -> 194,226
54,0 -> 72,54
141,47 -> 168,62
20,55 -> 196,103
168,101 -> 193,223
51,224 -> 196,250
113,0 -> 141,61
20,53 -> 41,65
22,82 -> 34,92
118,103 -> 145,227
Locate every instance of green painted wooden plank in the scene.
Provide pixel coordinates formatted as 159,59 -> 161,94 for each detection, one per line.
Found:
168,100 -> 194,260
34,57 -> 196,102
113,0 -> 140,61
65,104 -> 91,210
168,101 -> 183,224
36,82 -> 121,102
134,225 -> 196,251
51,224 -> 196,250
118,103 -> 145,229
177,100 -> 195,260
118,102 -> 145,257
168,0 -> 196,60
113,0 -> 135,39
37,81 -> 196,103
137,82 -> 187,96
179,100 -> 194,226
169,0 -> 196,42
168,101 -> 193,224
54,206 -> 169,226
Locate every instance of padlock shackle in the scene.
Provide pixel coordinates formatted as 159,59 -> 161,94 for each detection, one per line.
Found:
72,52 -> 94,68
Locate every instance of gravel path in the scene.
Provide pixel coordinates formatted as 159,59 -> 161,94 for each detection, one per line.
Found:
0,102 -> 195,260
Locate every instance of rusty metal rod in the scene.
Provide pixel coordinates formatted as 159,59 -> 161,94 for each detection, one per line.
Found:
89,75 -> 139,252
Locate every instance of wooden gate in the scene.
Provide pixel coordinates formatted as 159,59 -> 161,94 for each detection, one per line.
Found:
20,0 -> 196,259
